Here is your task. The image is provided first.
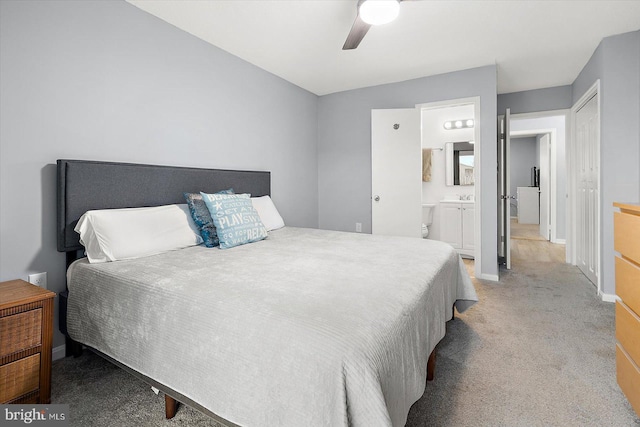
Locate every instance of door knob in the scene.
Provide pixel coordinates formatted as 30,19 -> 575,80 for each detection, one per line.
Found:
374,195 -> 380,202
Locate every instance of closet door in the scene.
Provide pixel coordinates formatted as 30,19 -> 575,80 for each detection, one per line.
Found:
575,94 -> 599,286
371,108 -> 421,237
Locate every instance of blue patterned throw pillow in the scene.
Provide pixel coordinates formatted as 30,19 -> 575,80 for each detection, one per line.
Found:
201,192 -> 268,249
184,189 -> 234,247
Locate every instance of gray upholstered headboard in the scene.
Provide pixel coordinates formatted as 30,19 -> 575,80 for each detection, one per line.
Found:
56,159 -> 271,253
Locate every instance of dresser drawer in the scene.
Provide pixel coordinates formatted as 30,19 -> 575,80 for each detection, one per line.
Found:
616,301 -> 640,365
616,344 -> 640,416
0,309 -> 42,358
614,211 -> 640,265
0,353 -> 40,403
617,256 -> 640,316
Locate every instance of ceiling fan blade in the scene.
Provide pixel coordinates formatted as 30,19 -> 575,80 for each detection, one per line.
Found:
342,14 -> 371,50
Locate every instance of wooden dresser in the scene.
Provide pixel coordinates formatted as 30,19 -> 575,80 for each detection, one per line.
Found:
0,279 -> 56,404
614,202 -> 640,417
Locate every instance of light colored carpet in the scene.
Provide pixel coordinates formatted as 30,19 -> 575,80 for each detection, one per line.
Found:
407,255 -> 639,426
51,246 -> 640,426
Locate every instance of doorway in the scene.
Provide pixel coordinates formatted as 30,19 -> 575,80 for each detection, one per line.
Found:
510,113 -> 567,246
417,98 -> 481,277
509,131 -> 551,241
370,97 -> 484,279
498,110 -> 569,272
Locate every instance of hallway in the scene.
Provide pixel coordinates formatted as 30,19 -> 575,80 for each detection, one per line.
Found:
407,222 -> 638,425
510,218 -> 565,264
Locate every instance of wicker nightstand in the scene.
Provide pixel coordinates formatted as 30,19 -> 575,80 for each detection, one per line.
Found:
0,279 -> 56,404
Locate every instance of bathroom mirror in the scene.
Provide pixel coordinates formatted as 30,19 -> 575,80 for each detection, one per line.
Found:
445,141 -> 475,186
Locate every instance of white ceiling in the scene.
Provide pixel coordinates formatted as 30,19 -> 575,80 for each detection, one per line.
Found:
127,0 -> 640,96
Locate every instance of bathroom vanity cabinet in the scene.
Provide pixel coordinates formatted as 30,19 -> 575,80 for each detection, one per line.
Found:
440,201 -> 474,258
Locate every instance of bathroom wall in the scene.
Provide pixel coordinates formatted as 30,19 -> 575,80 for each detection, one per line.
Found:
509,137 -> 538,217
421,104 -> 474,241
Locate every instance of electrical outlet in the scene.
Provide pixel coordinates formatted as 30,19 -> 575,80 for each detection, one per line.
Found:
355,222 -> 362,233
28,272 -> 47,289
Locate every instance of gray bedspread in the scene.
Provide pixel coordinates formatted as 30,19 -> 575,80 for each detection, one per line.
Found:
67,227 -> 477,427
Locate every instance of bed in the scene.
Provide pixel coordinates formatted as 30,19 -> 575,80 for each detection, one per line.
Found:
56,159 -> 478,427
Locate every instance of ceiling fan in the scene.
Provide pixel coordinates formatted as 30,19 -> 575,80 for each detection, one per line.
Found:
343,0 -> 406,50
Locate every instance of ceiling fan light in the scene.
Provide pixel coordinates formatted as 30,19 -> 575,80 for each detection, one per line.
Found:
359,0 -> 400,26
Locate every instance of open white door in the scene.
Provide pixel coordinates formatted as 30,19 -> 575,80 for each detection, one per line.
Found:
371,108 -> 421,238
498,109 -> 512,269
539,134 -> 551,240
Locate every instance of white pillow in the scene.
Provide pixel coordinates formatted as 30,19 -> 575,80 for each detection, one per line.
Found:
75,204 -> 203,263
251,196 -> 285,231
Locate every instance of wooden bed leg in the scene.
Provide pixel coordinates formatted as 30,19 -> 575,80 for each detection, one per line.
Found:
427,348 -> 436,381
165,394 -> 178,419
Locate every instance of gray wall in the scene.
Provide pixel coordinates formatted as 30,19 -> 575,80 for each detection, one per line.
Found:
0,0 -> 319,348
498,85 -> 572,115
572,30 -> 640,296
510,137 -> 537,217
317,66 -> 498,278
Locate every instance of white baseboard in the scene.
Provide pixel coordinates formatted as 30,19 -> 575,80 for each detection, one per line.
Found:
553,238 -> 566,244
600,293 -> 618,303
52,344 -> 66,361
